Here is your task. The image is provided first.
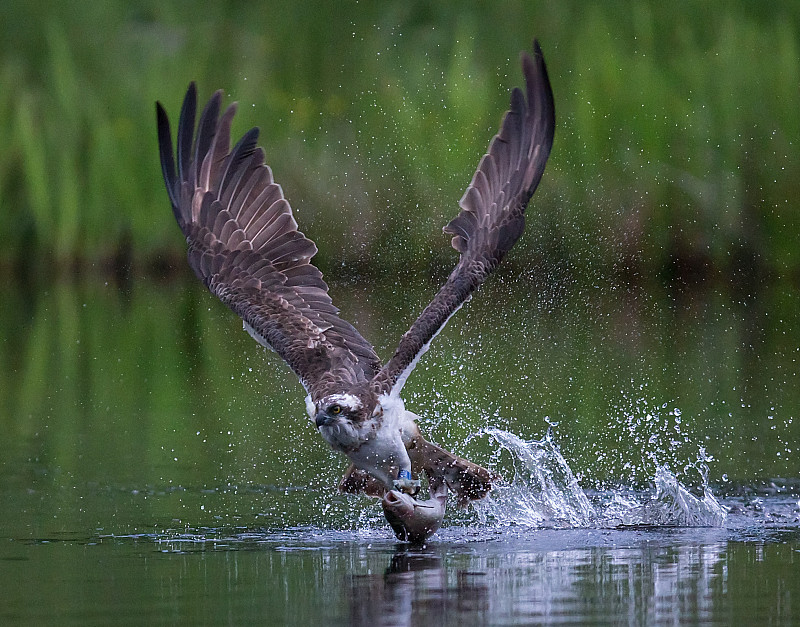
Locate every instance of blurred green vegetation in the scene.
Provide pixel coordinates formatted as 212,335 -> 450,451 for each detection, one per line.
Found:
0,1 -> 797,283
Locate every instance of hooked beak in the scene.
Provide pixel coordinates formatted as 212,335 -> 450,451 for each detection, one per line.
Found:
315,413 -> 333,428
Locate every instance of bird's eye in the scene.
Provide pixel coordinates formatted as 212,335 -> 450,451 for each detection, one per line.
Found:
330,404 -> 342,415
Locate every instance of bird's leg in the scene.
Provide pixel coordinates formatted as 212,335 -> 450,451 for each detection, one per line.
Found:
392,448 -> 420,496
338,449 -> 419,497
403,416 -> 497,507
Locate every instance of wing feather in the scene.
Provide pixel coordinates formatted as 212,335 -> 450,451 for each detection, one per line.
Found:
156,85 -> 382,399
372,40 -> 555,397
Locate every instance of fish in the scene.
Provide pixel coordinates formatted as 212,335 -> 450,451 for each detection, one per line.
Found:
382,481 -> 448,543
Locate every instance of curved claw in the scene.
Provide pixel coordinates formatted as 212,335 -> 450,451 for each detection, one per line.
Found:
392,477 -> 421,496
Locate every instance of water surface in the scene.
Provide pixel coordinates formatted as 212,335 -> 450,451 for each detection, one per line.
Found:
2,499 -> 798,625
1,278 -> 798,624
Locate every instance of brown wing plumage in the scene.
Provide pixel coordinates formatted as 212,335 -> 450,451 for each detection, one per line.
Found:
372,40 -> 555,396
156,84 -> 382,399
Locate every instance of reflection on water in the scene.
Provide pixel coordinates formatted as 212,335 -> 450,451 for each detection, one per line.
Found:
4,519 -> 798,625
349,547 -> 489,626
348,539 -> 731,626
1,279 -> 799,623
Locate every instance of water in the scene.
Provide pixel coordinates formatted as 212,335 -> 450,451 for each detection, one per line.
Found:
2,499 -> 798,625
1,278 -> 799,624
474,428 -> 597,528
474,428 -> 727,529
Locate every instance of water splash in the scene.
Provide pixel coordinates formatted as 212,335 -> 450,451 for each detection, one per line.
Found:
472,427 -> 727,529
474,428 -> 595,528
604,465 -> 727,527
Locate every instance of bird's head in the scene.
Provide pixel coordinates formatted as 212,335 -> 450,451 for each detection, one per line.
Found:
310,390 -> 380,451
314,393 -> 366,427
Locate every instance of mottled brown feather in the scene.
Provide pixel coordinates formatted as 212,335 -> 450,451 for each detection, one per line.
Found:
372,40 -> 555,396
157,40 -> 554,404
156,85 -> 381,399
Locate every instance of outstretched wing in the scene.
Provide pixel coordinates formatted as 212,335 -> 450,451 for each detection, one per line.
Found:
372,40 -> 555,397
156,84 -> 382,399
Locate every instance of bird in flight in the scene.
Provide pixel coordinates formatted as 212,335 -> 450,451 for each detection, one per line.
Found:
156,40 -> 554,534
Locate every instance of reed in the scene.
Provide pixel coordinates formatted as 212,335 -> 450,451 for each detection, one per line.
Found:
0,2 -> 797,280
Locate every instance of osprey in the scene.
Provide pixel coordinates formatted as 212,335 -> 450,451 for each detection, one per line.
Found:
156,41 -> 554,520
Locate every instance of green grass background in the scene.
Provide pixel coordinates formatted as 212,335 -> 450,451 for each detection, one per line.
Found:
0,1 -> 797,284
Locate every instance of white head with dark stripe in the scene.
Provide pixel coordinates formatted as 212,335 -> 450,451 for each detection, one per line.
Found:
309,386 -> 382,451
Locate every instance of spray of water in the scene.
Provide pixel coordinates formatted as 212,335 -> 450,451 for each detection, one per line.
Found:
472,427 -> 727,529
473,428 -> 595,527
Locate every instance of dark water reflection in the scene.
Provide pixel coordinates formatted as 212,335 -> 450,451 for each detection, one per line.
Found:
348,539 -> 729,626
345,526 -> 800,626
1,278 -> 799,623
2,522 -> 798,625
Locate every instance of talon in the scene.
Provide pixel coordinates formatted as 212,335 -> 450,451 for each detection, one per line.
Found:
392,478 -> 421,496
